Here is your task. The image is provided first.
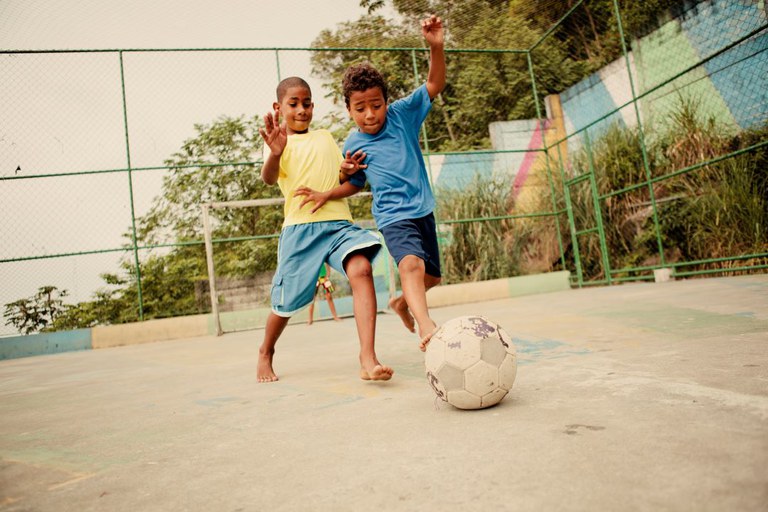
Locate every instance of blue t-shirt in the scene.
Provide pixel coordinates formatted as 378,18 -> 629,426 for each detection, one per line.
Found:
344,84 -> 435,229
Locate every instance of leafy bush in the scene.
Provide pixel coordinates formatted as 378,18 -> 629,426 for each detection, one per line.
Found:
435,175 -> 556,283
560,97 -> 768,280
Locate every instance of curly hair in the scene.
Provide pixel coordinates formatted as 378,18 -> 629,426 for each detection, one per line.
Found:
342,63 -> 388,107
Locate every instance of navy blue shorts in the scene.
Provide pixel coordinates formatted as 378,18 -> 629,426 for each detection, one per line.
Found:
380,213 -> 441,278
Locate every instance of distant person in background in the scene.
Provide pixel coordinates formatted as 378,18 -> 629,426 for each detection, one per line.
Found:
307,263 -> 342,325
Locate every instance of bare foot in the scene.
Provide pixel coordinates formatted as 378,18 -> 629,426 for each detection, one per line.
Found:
307,319 -> 313,325
388,296 -> 415,333
359,363 -> 394,381
333,317 -> 343,322
418,323 -> 440,352
257,350 -> 279,383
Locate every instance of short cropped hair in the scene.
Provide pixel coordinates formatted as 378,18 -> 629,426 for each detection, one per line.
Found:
276,76 -> 311,101
342,63 -> 388,107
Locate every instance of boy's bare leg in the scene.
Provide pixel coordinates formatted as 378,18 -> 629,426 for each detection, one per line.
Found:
326,292 -> 342,321
307,300 -> 315,325
388,294 -> 415,333
398,255 -> 441,351
258,312 -> 289,383
345,254 -> 393,381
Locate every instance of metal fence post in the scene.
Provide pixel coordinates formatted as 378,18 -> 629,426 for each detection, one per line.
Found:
118,50 -> 144,320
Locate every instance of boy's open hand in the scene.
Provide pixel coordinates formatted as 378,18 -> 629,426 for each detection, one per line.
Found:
259,110 -> 287,156
421,15 -> 444,47
294,186 -> 331,214
340,149 -> 367,176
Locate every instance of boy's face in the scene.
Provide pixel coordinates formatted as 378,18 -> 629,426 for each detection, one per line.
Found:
347,87 -> 387,135
274,86 -> 313,134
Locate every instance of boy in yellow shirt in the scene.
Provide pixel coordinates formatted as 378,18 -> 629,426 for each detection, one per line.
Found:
257,76 -> 393,383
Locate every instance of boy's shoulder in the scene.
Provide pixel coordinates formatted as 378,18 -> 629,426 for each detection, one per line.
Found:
391,83 -> 429,108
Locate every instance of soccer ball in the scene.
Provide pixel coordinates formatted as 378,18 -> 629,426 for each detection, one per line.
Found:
425,316 -> 517,410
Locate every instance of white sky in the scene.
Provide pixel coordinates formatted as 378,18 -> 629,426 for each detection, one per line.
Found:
0,0 -> 392,335
0,0 -> 374,49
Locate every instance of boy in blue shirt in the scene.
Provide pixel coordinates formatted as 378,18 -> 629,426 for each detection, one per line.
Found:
295,15 -> 446,351
257,76 -> 393,382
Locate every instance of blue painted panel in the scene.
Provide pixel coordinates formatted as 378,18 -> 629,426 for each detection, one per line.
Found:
682,1 -> 768,128
561,73 -> 624,144
434,153 -> 496,190
0,329 -> 92,360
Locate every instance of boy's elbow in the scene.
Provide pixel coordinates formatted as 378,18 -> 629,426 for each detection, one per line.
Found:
427,81 -> 446,99
260,168 -> 277,185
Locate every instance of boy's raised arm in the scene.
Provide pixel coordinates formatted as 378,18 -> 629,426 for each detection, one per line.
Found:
422,15 -> 446,100
259,111 -> 286,185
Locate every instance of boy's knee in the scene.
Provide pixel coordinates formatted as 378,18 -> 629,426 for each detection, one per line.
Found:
398,255 -> 425,274
344,255 -> 373,280
428,275 -> 442,287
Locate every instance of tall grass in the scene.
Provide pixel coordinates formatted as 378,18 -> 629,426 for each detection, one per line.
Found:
436,176 -> 531,283
433,97 -> 767,285
564,96 -> 768,279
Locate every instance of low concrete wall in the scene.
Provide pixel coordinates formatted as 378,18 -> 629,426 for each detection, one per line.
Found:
428,271 -> 571,308
0,329 -> 91,360
0,272 -> 571,360
91,314 -> 209,349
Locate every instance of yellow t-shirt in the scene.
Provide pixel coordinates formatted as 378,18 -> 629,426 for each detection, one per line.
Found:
265,129 -> 353,226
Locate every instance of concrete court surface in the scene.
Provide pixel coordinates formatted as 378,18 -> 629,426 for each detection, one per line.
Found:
1,274 -> 767,512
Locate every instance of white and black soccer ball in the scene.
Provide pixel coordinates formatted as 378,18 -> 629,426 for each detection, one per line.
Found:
425,315 -> 517,410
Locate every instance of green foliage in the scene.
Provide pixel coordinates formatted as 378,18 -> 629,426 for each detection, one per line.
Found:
3,286 -> 69,335
560,97 -> 768,280
511,0 -> 692,71
663,156 -> 768,262
138,115 -> 280,246
658,117 -> 768,264
312,1 -> 596,150
436,176 -> 522,282
51,286 -> 132,331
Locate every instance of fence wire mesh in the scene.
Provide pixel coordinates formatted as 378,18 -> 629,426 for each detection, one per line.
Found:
2,0 -> 766,336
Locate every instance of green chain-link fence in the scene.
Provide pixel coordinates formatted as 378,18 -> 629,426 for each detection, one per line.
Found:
2,0 -> 766,336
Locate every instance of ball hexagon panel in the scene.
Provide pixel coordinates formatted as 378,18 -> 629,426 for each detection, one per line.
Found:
424,336 -> 446,374
446,389 -> 483,410
442,331 -> 482,369
464,316 -> 499,340
498,326 -> 516,356
426,371 -> 447,402
498,353 -> 518,391
481,387 -> 508,408
436,363 -> 465,393
464,360 -> 499,397
481,335 -> 507,366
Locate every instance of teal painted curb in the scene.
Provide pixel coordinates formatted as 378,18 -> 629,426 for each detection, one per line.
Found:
0,329 -> 92,360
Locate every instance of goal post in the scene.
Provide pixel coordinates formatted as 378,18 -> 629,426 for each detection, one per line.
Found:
201,194 -> 397,336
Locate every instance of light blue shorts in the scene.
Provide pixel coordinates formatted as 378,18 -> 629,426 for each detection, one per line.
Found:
270,221 -> 381,317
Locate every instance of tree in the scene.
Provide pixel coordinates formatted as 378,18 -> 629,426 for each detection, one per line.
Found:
10,113 -> 373,332
313,1 -> 585,150
115,115 -> 285,321
3,286 -> 69,335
